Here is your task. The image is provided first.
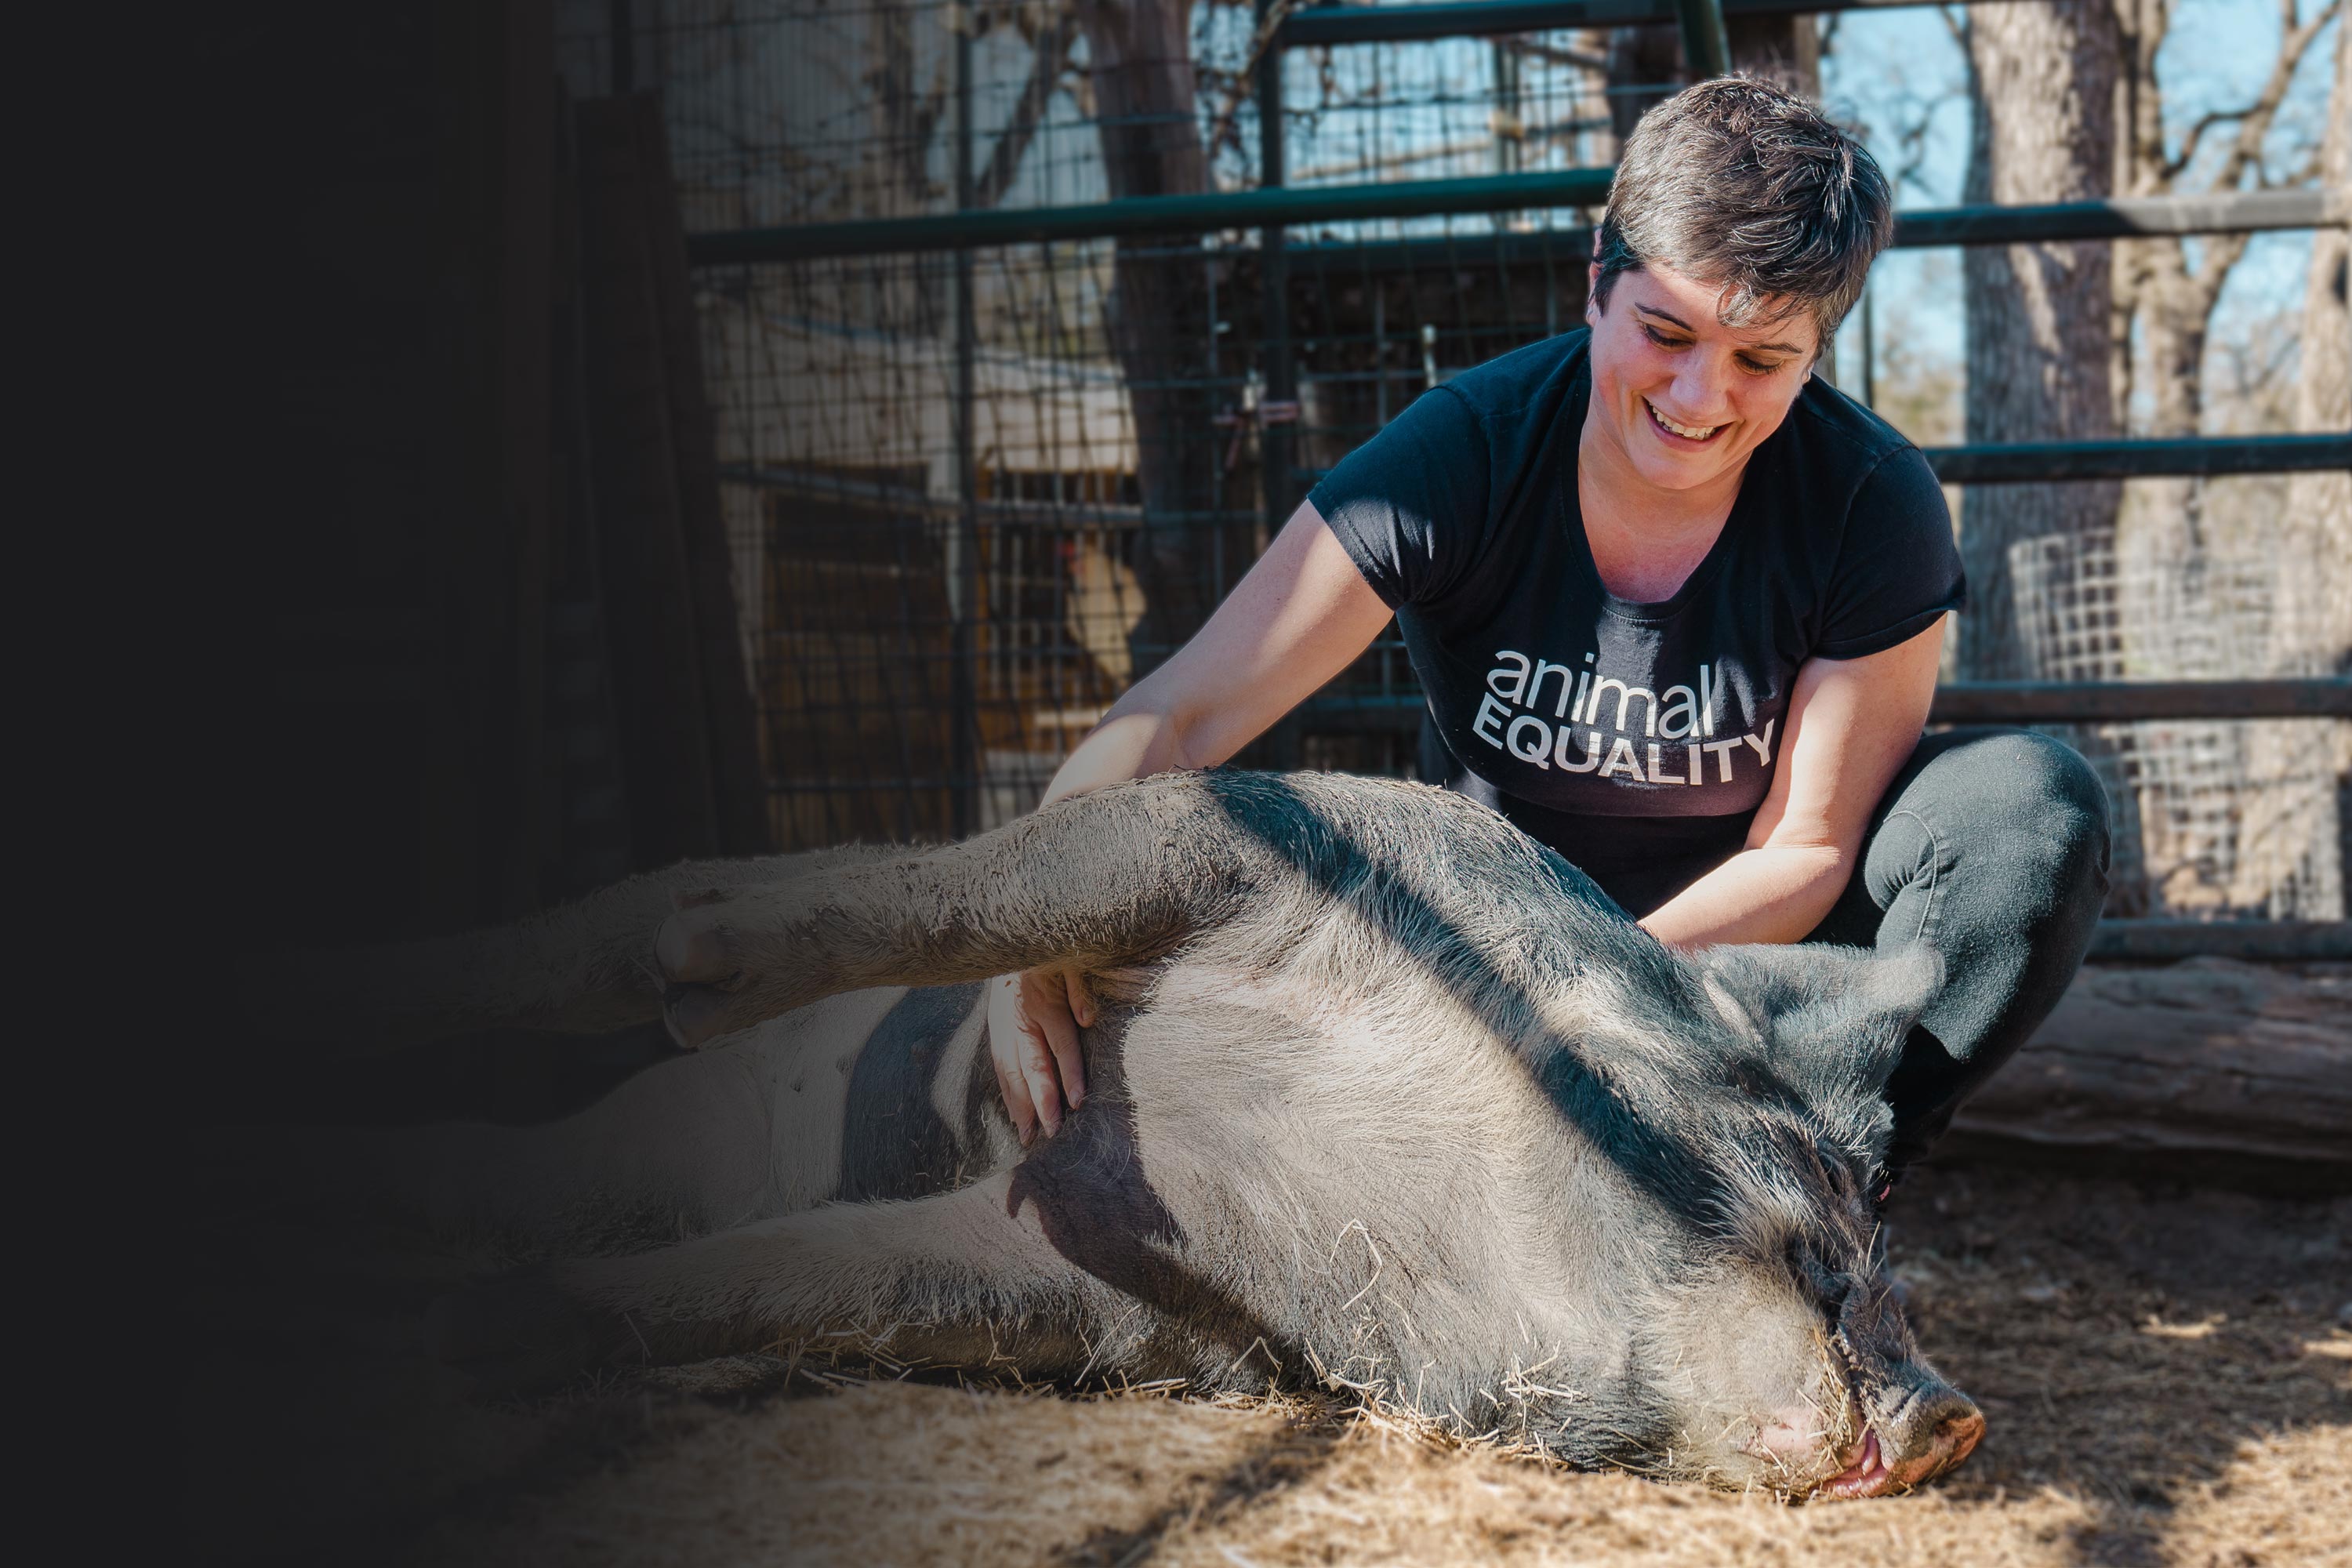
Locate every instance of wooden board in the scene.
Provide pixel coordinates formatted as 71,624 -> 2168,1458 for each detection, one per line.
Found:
1939,958 -> 2351,1190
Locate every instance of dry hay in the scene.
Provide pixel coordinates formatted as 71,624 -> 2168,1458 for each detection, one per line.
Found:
191,1167 -> 2351,1567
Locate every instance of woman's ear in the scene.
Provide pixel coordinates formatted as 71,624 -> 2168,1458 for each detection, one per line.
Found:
1584,261 -> 1602,325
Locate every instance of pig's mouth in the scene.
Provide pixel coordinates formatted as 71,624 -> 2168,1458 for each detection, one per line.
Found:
1817,1427 -> 1890,1498
1808,1396 -> 1987,1500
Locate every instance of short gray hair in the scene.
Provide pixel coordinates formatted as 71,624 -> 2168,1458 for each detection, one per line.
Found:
1594,77 -> 1893,348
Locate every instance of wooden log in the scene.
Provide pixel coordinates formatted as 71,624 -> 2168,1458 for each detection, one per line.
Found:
1936,958 -> 2352,1191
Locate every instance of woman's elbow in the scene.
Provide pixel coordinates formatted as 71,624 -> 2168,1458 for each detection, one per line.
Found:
1765,835 -> 1856,902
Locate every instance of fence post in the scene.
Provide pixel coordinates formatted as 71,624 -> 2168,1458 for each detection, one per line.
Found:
949,5 -> 982,835
1258,0 -> 1301,768
1673,0 -> 1731,78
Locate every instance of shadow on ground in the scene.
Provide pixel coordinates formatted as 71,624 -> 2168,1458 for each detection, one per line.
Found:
182,1163 -> 2347,1566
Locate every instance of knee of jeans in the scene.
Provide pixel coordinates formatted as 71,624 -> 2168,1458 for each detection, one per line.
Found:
1970,730 -> 2111,884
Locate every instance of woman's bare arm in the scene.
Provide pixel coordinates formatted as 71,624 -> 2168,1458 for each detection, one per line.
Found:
1035,503 -> 1397,804
993,500 -> 1396,1141
1638,619 -> 1944,949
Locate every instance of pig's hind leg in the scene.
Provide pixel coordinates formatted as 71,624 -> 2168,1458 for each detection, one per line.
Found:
207,983 -> 1012,1253
430,1169 -> 1140,1396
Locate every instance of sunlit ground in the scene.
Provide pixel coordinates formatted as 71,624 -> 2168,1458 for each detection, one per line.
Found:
189,1166 -> 2349,1567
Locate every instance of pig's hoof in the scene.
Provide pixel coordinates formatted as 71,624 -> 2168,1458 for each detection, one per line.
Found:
655,905 -> 759,1049
426,1267 -> 643,1397
660,981 -> 746,1050
655,902 -> 748,986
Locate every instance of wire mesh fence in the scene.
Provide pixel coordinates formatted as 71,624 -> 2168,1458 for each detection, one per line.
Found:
566,0 -> 2346,922
2010,494 -> 2348,918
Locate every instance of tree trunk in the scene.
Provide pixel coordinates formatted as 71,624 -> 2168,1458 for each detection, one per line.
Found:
1958,0 -> 2123,683
1956,2 -> 2144,911
2233,24 -> 2350,917
1074,0 -> 1221,673
1939,960 -> 2352,1192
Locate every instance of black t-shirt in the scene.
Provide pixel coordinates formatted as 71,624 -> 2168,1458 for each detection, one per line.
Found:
1311,328 -> 1964,918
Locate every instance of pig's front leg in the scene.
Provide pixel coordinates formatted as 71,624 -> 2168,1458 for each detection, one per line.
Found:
650,774 -> 1258,1047
242,846 -> 896,1054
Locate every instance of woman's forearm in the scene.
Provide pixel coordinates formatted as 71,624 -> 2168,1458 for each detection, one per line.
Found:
1036,695 -> 1201,809
1636,840 -> 1849,949
1036,504 -> 1396,812
1642,629 -> 1942,949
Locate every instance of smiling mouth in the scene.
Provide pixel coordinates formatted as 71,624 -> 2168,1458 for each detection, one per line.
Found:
1644,397 -> 1725,443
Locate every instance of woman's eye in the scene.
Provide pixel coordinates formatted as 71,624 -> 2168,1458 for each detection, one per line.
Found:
1640,325 -> 1688,350
1738,357 -> 1784,376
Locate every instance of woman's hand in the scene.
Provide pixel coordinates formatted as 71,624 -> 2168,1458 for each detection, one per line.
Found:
978,500 -> 1390,1142
1639,622 -> 1944,948
988,965 -> 1098,1143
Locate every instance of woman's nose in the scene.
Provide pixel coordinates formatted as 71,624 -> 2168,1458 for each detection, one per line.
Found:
1671,358 -> 1736,421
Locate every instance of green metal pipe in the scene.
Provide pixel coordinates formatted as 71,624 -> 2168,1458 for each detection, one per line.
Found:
1895,187 -> 2348,246
1922,431 -> 2352,483
1672,0 -> 1731,78
1298,678 -> 2352,732
684,169 -> 1617,265
685,187 -> 2342,270
1281,0 -> 2039,49
1302,432 -> 2348,493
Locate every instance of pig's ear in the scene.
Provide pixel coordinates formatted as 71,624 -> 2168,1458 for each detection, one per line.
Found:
1695,941 -> 1943,1101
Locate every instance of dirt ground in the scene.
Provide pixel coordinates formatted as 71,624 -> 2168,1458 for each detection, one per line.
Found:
187,1163 -> 2350,1567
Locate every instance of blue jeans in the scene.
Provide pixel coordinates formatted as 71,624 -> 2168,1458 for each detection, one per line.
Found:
1803,728 -> 2112,1176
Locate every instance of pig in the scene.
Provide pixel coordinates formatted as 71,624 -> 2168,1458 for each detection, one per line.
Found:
275,768 -> 1985,1498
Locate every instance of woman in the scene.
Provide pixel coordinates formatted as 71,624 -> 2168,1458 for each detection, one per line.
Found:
990,78 -> 2109,1189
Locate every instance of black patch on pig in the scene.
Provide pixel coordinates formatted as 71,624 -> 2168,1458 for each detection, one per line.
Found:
837,982 -> 986,1202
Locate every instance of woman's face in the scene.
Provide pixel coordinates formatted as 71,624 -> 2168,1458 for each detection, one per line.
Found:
1582,260 -> 1820,495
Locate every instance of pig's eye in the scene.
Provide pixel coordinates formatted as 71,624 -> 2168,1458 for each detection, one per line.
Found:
1785,1240 -> 1848,1321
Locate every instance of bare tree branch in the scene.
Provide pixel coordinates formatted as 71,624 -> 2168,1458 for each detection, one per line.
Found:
975,4 -> 1077,209
2162,101 -> 2263,181
2207,0 -> 2342,194
1205,0 -> 1303,161
2192,230 -> 2256,309
1936,2 -> 1967,54
2119,0 -> 2174,192
2121,0 -> 2341,433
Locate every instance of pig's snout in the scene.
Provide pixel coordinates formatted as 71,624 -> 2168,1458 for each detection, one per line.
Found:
1814,1385 -> 1984,1499
1891,1392 -> 1986,1488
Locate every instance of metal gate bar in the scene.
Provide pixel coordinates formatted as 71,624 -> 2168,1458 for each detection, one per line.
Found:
685,187 -> 2345,268
1304,678 -> 2352,731
1282,0 -> 2050,48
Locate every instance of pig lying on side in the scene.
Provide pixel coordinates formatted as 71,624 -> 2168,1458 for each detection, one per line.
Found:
287,769 -> 1984,1498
